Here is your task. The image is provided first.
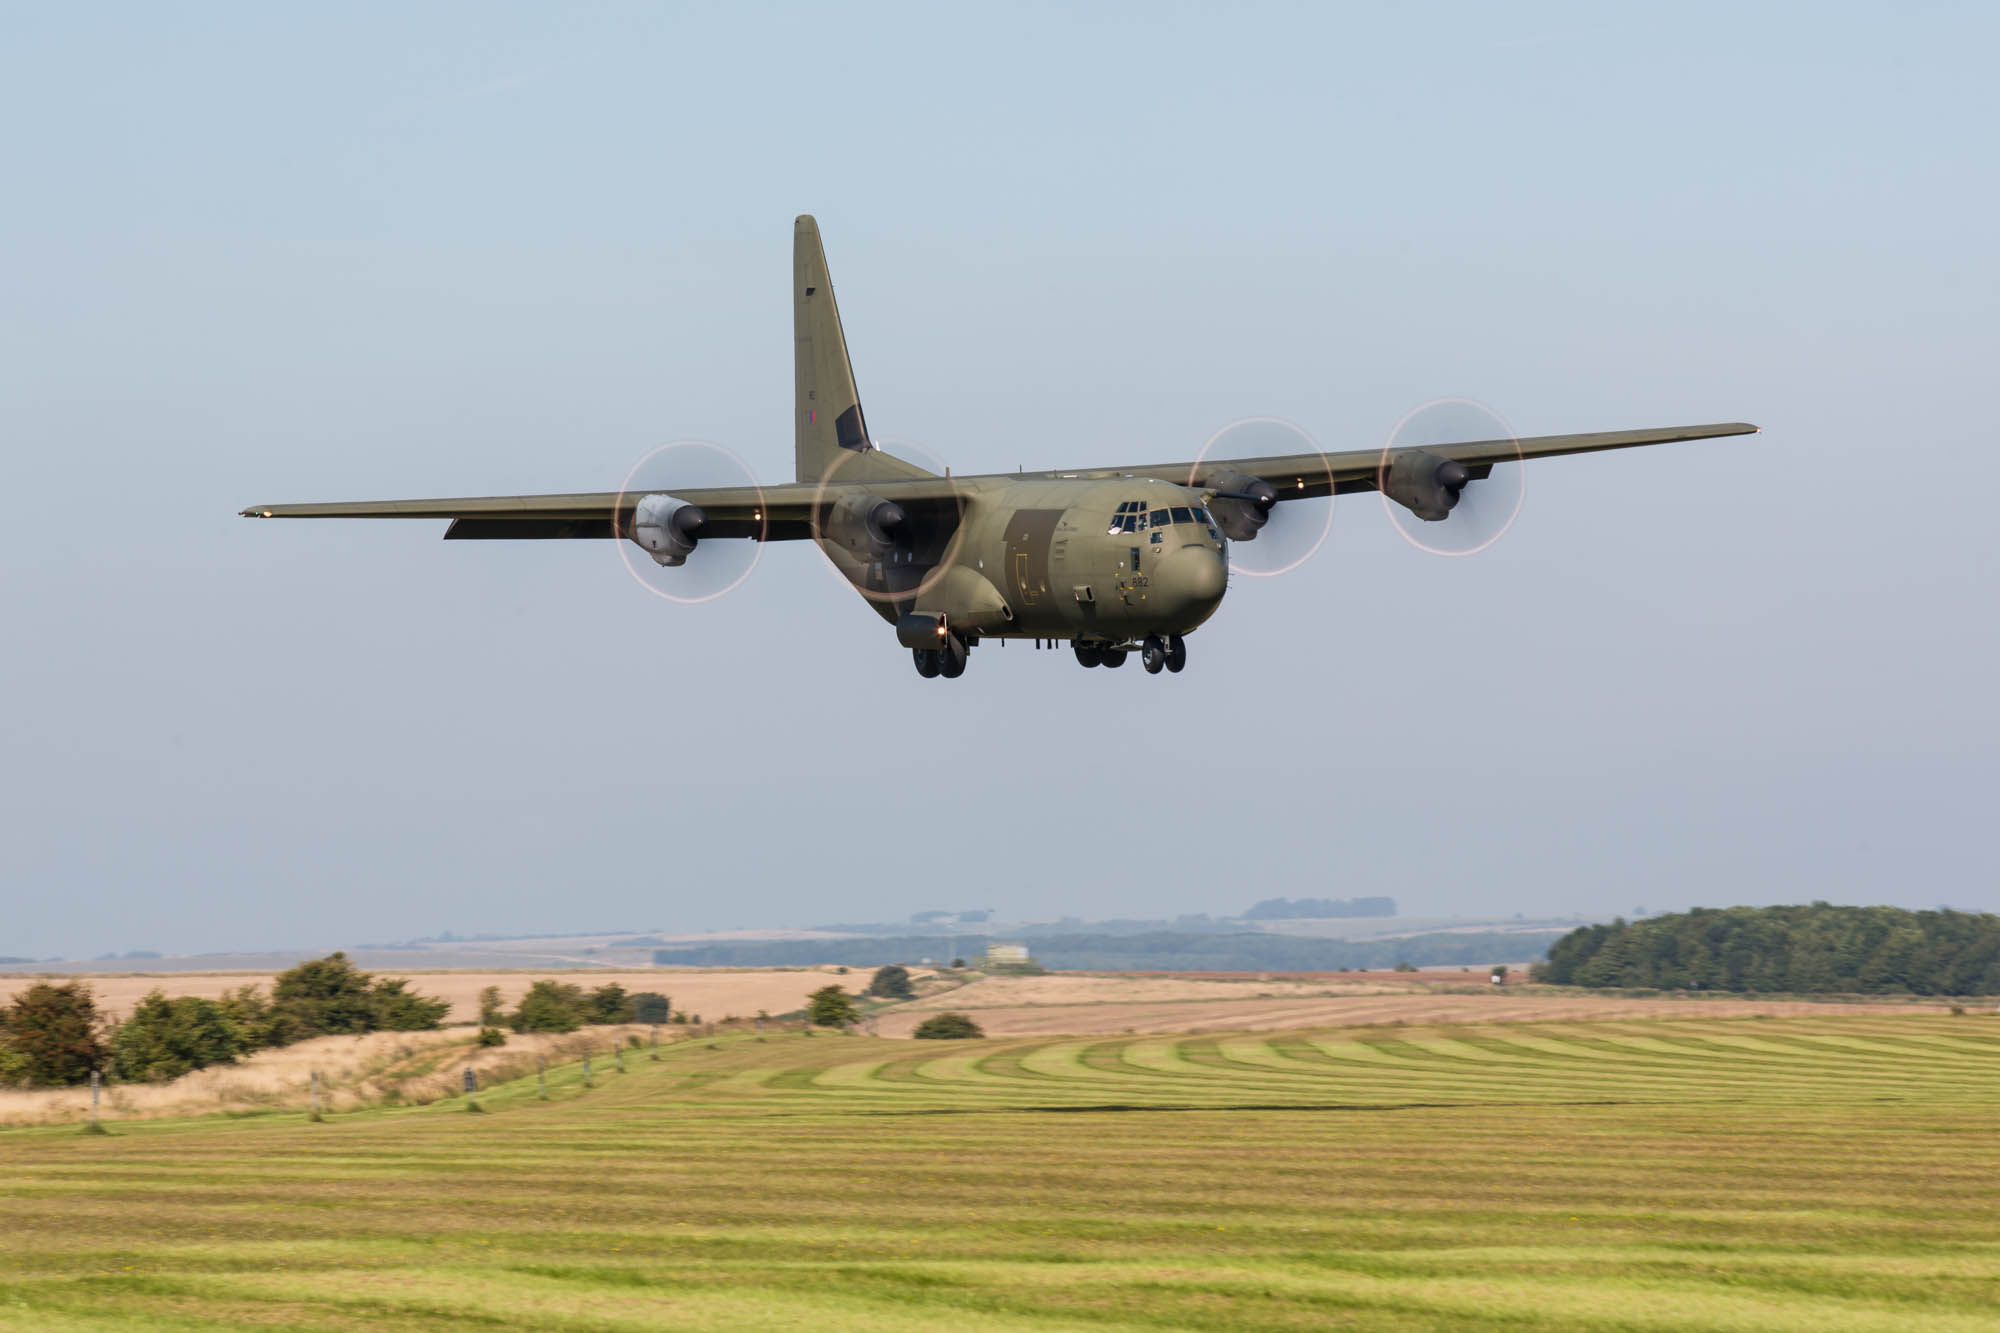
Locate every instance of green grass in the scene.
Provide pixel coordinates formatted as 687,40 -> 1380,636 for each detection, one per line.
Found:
4,1014 -> 1999,1331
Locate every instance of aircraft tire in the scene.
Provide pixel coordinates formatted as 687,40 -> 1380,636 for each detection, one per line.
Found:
1099,649 -> 1127,669
1141,635 -> 1166,674
939,634 -> 969,679
1073,642 -> 1104,669
913,647 -> 941,678
1166,634 -> 1187,673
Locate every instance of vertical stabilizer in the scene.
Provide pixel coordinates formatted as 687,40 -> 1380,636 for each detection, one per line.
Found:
794,216 -> 874,483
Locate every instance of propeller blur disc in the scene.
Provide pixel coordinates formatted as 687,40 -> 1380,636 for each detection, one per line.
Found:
1379,397 -> 1524,557
613,440 -> 766,604
1189,416 -> 1335,578
810,436 -> 967,606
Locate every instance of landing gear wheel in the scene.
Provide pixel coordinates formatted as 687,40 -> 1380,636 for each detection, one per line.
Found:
1165,633 -> 1187,673
939,633 -> 969,679
1141,634 -> 1167,674
1073,642 -> 1104,669
913,648 -> 940,678
1099,648 -> 1127,669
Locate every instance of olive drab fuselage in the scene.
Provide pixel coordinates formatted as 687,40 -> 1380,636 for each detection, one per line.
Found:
815,475 -> 1230,646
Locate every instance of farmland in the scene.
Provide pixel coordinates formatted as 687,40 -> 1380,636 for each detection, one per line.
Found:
4,1012 -> 1998,1330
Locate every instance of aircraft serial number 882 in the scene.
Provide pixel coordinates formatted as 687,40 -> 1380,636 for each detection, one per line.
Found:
244,216 -> 1756,680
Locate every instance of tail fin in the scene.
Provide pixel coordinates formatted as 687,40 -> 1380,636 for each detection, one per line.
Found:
793,216 -> 931,485
793,216 -> 872,483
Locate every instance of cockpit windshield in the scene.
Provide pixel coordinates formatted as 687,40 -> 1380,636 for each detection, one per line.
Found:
1107,499 -> 1220,537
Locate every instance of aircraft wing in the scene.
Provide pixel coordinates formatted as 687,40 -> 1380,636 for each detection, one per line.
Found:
240,476 -> 969,543
1111,422 -> 1760,500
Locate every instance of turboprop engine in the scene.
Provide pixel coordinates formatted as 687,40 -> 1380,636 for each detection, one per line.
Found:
823,491 -> 909,559
1202,469 -> 1278,540
630,493 -> 706,566
1380,450 -> 1475,522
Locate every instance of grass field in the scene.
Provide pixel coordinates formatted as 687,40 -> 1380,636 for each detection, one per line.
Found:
4,1014 -> 1998,1331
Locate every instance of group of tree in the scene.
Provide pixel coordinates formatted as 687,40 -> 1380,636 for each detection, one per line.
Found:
500,981 -> 673,1033
806,985 -> 861,1027
1241,897 -> 1398,920
912,1012 -> 983,1039
1534,904 -> 2000,995
0,953 -> 451,1088
864,965 -> 915,999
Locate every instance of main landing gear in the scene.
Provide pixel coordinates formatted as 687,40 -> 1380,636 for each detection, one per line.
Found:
1077,635 -> 1184,674
912,632 -> 970,679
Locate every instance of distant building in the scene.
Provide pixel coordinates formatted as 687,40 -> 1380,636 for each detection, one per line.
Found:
983,942 -> 1041,972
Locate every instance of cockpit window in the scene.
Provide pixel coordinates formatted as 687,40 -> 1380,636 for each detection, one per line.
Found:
1191,506 -> 1210,524
1170,506 -> 1193,524
1150,509 -> 1170,529
1108,500 -> 1147,534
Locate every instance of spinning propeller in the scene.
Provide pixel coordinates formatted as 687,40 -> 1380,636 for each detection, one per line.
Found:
613,440 -> 766,604
1378,397 -> 1524,558
1189,417 -> 1335,578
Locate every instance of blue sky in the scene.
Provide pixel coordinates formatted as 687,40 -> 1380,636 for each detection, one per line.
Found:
2,2 -> 1995,955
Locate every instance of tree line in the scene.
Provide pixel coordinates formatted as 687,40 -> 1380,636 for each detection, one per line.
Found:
0,953 -> 451,1087
0,958 -> 705,1088
1533,904 -> 2000,995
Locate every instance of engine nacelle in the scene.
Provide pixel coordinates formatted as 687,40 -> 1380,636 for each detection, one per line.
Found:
824,491 -> 908,559
1380,450 -> 1472,523
1203,469 -> 1278,541
630,494 -> 706,566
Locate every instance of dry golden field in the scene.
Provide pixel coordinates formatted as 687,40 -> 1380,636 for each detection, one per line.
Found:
874,972 -> 1960,1035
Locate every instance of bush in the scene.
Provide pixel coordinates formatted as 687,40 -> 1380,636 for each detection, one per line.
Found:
1393,960 -> 1418,973
586,983 -> 632,1025
806,985 -> 860,1028
511,981 -> 588,1033
475,1027 -> 507,1047
630,991 -> 672,1024
477,986 -> 506,1027
2,982 -> 106,1085
866,965 -> 915,999
263,953 -> 449,1043
111,991 -> 250,1082
368,978 -> 453,1031
912,1012 -> 984,1040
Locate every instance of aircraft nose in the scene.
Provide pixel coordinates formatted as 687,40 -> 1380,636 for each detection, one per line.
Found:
1157,544 -> 1227,613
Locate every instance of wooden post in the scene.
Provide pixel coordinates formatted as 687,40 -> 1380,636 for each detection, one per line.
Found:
89,1070 -> 101,1131
615,1046 -> 625,1073
583,1055 -> 593,1087
537,1054 -> 547,1099
310,1068 -> 323,1120
463,1065 -> 480,1112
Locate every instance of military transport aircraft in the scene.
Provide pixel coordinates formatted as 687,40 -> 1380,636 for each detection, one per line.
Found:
244,216 -> 1755,679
